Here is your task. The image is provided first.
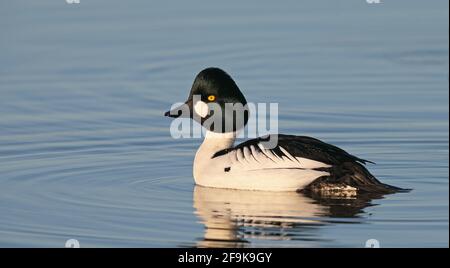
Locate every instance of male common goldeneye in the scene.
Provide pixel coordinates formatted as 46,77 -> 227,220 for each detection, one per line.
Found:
165,67 -> 404,196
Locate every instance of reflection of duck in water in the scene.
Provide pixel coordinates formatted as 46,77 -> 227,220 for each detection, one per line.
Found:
193,186 -> 375,248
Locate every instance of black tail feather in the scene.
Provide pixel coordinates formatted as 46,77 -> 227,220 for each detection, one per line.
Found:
304,162 -> 410,196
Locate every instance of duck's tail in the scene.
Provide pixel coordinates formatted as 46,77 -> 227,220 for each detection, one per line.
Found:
302,162 -> 410,197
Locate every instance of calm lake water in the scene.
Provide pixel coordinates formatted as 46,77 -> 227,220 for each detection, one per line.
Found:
0,0 -> 448,247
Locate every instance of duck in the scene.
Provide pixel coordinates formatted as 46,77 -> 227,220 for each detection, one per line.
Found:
164,67 -> 404,196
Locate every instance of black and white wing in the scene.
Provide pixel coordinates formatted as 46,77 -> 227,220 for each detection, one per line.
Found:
213,134 -> 403,194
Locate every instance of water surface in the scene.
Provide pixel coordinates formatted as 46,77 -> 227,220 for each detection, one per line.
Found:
0,0 -> 448,247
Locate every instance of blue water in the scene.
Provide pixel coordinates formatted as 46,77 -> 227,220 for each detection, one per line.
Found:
0,0 -> 448,247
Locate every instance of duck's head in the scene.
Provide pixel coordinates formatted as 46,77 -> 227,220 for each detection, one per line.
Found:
165,67 -> 249,133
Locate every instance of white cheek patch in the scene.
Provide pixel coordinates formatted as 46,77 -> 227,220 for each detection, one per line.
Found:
194,101 -> 209,118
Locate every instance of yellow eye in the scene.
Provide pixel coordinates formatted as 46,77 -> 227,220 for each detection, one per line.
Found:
207,95 -> 216,102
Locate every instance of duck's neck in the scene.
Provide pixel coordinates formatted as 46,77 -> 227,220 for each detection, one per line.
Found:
193,131 -> 236,179
197,131 -> 236,156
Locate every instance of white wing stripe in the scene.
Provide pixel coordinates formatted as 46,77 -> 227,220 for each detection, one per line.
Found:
279,146 -> 299,164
